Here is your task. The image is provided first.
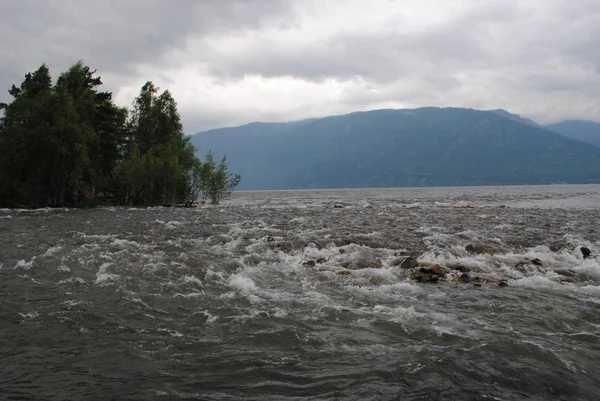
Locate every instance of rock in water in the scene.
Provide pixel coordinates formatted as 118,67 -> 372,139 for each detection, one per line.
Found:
391,257 -> 404,267
453,201 -> 476,208
531,258 -> 543,267
465,244 -> 496,255
554,269 -> 575,277
400,256 -> 419,269
449,264 -> 470,273
498,281 -> 509,287
303,260 -> 317,267
581,246 -> 592,259
460,273 -> 471,283
333,203 -> 345,209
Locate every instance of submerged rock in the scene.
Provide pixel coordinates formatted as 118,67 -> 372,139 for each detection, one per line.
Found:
410,272 -> 440,283
460,273 -> 471,283
554,269 -> 576,277
337,270 -> 352,275
448,264 -> 470,273
531,258 -> 543,267
333,203 -> 345,209
275,242 -> 294,253
419,264 -> 451,276
303,260 -> 317,267
354,259 -> 383,269
400,256 -> 419,269
498,281 -> 509,287
453,201 -> 476,208
391,257 -> 404,267
465,244 -> 496,255
581,246 -> 592,259
369,276 -> 386,285
316,257 -> 327,264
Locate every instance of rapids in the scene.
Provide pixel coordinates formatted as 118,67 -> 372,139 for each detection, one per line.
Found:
1,185 -> 599,400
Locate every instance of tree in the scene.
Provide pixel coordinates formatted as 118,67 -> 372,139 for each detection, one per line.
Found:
118,81 -> 197,206
0,65 -> 241,208
195,151 -> 241,205
56,61 -> 127,192
0,64 -> 89,206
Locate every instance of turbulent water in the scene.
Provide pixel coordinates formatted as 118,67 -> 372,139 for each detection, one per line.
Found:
1,185 -> 600,400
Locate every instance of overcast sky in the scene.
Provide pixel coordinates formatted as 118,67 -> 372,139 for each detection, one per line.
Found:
1,0 -> 599,133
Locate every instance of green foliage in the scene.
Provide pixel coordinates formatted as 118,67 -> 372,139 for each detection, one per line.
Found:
188,151 -> 241,205
0,63 -> 241,208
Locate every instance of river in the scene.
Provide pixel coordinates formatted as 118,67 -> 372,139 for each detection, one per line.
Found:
1,185 -> 599,400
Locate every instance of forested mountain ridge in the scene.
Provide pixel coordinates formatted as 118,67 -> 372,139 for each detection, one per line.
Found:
545,120 -> 600,148
191,107 -> 600,190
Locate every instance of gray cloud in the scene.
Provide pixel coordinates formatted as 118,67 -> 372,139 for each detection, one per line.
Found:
0,0 -> 294,92
1,0 -> 599,132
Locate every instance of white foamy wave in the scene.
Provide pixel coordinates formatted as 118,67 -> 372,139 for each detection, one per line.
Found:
41,246 -> 62,257
14,258 -> 35,270
58,277 -> 87,285
60,299 -> 83,308
19,311 -> 40,320
229,274 -> 257,293
181,275 -> 203,287
157,328 -> 184,338
512,276 -> 565,290
95,263 -> 120,285
165,221 -> 184,229
579,285 -> 600,297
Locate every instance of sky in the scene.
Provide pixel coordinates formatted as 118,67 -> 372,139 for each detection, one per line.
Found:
1,0 -> 600,133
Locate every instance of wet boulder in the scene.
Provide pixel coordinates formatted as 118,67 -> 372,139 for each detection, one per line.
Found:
410,272 -> 440,283
419,264 -> 451,276
448,264 -> 470,273
531,258 -> 543,267
333,203 -> 345,209
554,269 -> 576,277
581,246 -> 592,259
274,242 -> 294,253
465,244 -> 497,255
337,270 -> 352,275
369,276 -> 386,285
460,273 -> 471,283
498,281 -> 509,287
316,257 -> 327,264
400,256 -> 419,269
303,260 -> 317,267
344,258 -> 383,270
453,201 -> 476,208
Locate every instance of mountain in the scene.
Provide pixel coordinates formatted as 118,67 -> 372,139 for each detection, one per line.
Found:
545,120 -> 600,148
190,107 -> 600,190
487,109 -> 539,127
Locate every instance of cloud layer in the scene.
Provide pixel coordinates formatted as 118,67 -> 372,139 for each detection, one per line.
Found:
1,0 -> 599,132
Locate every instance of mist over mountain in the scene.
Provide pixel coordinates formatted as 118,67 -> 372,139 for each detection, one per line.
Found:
190,107 -> 600,190
545,120 -> 600,148
486,109 -> 539,127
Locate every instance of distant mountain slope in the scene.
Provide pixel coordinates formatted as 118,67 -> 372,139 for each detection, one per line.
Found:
190,107 -> 600,190
545,120 -> 600,147
487,109 -> 539,127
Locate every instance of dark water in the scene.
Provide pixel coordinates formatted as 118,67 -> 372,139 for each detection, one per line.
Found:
1,185 -> 600,400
